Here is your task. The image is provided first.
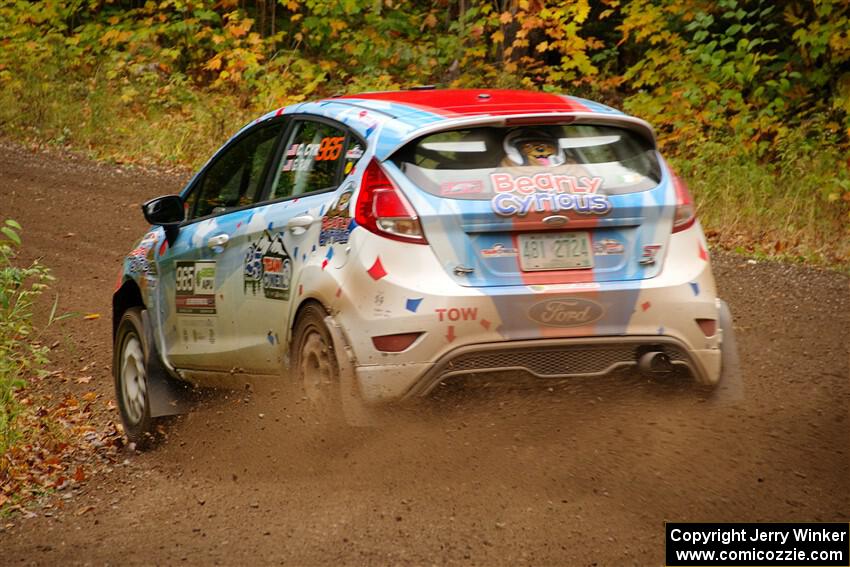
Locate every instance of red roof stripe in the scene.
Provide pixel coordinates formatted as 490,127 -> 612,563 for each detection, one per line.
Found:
336,89 -> 591,117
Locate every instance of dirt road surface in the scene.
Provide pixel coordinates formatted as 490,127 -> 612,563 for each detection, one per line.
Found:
1,141 -> 848,565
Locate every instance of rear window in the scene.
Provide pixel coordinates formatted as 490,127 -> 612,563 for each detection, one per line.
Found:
392,124 -> 661,199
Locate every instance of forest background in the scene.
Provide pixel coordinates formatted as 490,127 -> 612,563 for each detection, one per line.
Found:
1,0 -> 849,264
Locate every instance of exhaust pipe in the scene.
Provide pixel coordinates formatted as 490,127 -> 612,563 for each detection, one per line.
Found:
638,351 -> 673,375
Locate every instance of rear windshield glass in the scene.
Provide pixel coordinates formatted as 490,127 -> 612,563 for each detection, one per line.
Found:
392,124 -> 660,199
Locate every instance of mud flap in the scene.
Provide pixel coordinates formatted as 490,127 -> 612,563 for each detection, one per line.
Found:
708,299 -> 744,404
142,310 -> 192,418
324,315 -> 377,427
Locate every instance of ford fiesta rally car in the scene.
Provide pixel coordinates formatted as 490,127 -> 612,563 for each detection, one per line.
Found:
113,89 -> 738,441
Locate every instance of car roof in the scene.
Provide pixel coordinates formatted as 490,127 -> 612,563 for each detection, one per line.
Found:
250,89 -> 649,161
333,89 -> 616,117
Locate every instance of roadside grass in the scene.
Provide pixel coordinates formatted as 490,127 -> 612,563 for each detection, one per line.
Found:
1,62 -> 848,268
0,219 -> 53,511
0,220 -> 104,515
0,220 -> 53,454
0,61 -> 253,168
671,137 -> 850,268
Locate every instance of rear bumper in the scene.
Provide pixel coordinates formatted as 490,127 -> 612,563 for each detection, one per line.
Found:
402,335 -> 716,398
353,333 -> 721,403
336,221 -> 723,403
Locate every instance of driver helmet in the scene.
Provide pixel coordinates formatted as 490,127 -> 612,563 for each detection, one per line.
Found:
503,128 -> 565,167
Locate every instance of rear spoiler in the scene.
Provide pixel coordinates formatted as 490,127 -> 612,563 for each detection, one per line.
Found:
377,112 -> 657,161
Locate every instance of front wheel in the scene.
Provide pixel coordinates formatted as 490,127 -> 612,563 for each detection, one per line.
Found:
113,307 -> 155,446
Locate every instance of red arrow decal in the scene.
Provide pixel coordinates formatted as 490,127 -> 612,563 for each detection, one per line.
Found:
446,325 -> 456,343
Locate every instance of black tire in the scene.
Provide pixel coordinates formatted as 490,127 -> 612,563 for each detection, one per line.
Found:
708,299 -> 744,403
291,303 -> 343,420
113,307 -> 155,446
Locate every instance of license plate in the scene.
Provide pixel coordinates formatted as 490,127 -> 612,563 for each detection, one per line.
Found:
518,232 -> 593,271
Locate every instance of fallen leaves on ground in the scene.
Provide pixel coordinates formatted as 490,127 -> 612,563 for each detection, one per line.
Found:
0,390 -> 125,515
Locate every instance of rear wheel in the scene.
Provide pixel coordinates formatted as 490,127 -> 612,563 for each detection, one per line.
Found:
113,307 -> 155,446
710,299 -> 743,402
292,304 -> 343,420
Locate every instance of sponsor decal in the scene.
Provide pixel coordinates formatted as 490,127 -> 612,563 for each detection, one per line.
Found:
343,143 -> 364,176
176,261 -> 216,314
316,136 -> 344,161
127,232 -> 160,276
491,172 -> 603,195
319,189 -> 354,246
481,243 -> 519,258
281,136 -> 344,172
440,180 -> 485,196
367,256 -> 387,280
435,307 -> 478,322
372,291 -> 392,318
639,244 -> 662,265
280,142 -> 300,172
593,238 -> 625,256
345,146 -> 364,160
529,282 -> 601,293
127,247 -> 152,274
338,108 -> 384,138
178,317 -> 216,344
244,231 -> 293,300
489,172 -> 611,217
527,297 -> 604,327
445,325 -> 456,343
140,231 -> 158,246
689,282 -> 700,296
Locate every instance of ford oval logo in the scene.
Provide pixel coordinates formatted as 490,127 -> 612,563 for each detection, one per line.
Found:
528,298 -> 604,327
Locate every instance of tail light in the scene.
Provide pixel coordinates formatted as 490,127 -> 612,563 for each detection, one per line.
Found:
671,172 -> 696,233
355,159 -> 427,244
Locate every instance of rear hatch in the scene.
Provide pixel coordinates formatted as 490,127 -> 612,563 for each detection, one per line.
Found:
386,120 -> 675,287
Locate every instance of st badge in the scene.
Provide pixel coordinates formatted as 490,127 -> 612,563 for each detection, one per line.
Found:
639,244 -> 662,266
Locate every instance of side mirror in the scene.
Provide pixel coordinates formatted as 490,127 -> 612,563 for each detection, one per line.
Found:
142,195 -> 184,224
142,195 -> 184,246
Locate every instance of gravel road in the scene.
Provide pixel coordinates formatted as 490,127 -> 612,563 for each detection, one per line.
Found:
1,141 -> 848,566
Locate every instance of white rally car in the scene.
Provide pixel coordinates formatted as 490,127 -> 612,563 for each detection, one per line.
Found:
113,89 -> 738,441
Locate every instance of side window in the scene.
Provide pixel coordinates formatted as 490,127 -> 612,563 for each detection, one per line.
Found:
182,183 -> 200,220
342,137 -> 365,178
191,123 -> 282,219
270,120 -> 347,200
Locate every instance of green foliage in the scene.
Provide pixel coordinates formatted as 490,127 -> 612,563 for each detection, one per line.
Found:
2,0 -> 847,148
0,221 -> 51,453
0,0 -> 848,263
0,220 -> 76,455
617,0 -> 847,155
